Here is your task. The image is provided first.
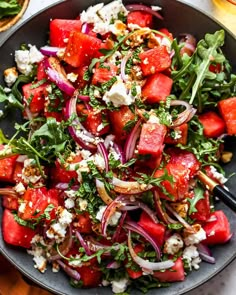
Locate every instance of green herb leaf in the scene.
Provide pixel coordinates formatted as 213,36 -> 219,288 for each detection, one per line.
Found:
0,0 -> 21,20
187,186 -> 205,214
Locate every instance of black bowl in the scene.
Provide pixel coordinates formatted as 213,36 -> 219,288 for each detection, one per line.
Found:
0,0 -> 236,294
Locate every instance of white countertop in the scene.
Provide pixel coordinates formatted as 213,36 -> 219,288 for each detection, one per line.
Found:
1,0 -> 236,294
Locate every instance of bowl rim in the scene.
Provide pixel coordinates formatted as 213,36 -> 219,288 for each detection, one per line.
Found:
0,1 -> 236,295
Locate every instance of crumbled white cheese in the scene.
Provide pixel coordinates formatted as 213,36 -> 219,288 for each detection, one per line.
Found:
52,262 -> 60,273
46,222 -> 67,240
148,114 -> 159,124
97,122 -> 105,132
18,202 -> 26,213
164,234 -> 184,255
80,149 -> 92,160
209,165 -> 228,184
184,227 -> 206,246
21,158 -> 42,184
96,205 -> 121,226
67,72 -> 78,83
0,110 -> 3,118
80,0 -> 128,35
64,198 -> 75,209
33,255 -> 47,273
46,208 -> 73,242
4,87 -> 11,93
58,208 -> 73,225
28,45 -> 44,64
15,50 -> 32,75
68,254 -> 82,267
172,129 -> 182,140
111,278 -> 129,294
15,45 -> 43,75
77,198 -> 88,211
94,153 -> 106,171
103,78 -> 135,107
183,245 -> 201,270
64,189 -> 77,199
14,182 -> 26,195
28,237 -> 48,273
4,67 -> 18,87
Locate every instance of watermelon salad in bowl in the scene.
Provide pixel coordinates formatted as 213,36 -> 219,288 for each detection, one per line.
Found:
0,0 -> 236,294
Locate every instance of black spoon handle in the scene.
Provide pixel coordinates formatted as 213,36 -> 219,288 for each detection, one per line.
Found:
213,185 -> 236,212
198,171 -> 236,212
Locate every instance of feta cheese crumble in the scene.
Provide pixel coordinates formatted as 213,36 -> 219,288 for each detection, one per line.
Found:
183,245 -> 201,270
80,0 -> 128,35
111,278 -> 129,294
164,233 -> 184,255
103,78 -> 135,107
15,45 -> 44,75
96,205 -> 121,226
184,226 -> 206,246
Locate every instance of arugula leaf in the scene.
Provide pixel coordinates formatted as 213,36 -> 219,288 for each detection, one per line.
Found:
13,213 -> 36,230
177,116 -> 221,163
0,0 -> 21,20
187,186 -> 205,215
190,30 -> 225,104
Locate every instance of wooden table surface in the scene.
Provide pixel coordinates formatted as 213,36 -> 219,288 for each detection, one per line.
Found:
0,254 -> 52,295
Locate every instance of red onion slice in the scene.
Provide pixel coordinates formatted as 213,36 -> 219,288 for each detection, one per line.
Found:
56,260 -> 81,281
197,243 -> 216,264
96,178 -> 113,205
49,226 -> 73,261
44,57 -> 75,96
113,143 -> 126,164
127,231 -> 174,271
76,231 -> 92,256
65,94 -> 97,152
120,53 -> 132,82
97,142 -> 109,172
101,200 -> 124,237
125,4 -> 163,20
40,46 -> 60,57
170,100 -> 196,127
124,221 -> 161,260
81,23 -> 90,34
165,203 -> 194,232
107,261 -> 121,269
112,211 -> 127,243
112,176 -> 153,194
0,188 -> 18,197
124,119 -> 142,162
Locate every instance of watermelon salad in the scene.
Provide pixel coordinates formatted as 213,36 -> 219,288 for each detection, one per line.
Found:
0,0 -> 235,293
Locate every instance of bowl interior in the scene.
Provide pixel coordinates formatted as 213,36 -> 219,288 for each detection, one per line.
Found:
0,1 -> 236,295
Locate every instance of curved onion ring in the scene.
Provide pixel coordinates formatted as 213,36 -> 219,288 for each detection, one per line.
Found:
56,260 -> 81,281
165,203 -> 194,232
197,243 -> 216,264
112,176 -> 153,194
127,231 -> 174,271
120,53 -> 132,82
0,188 -> 18,197
97,142 -> 109,172
44,57 -> 75,96
95,178 -> 113,205
65,93 -> 97,152
124,119 -> 142,162
124,221 -> 161,260
49,226 -> 73,261
125,4 -> 163,20
170,100 -> 196,127
76,231 -> 92,256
